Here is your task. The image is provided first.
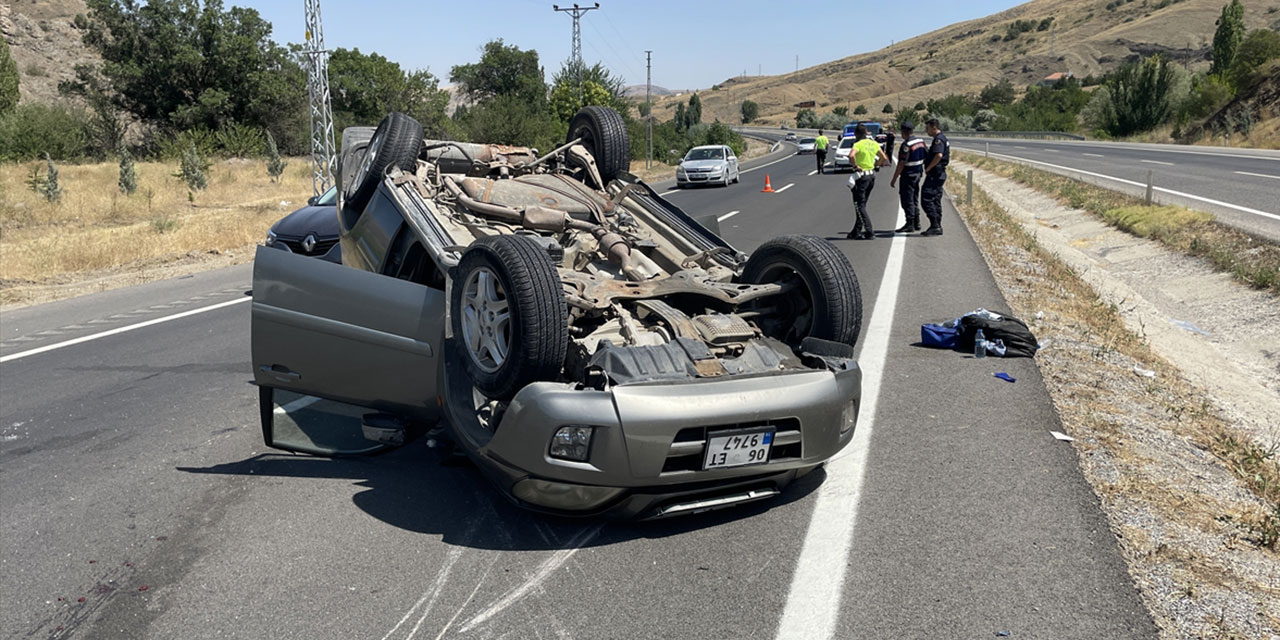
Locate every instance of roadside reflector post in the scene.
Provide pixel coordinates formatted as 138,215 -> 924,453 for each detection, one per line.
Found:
966,170 -> 974,205
985,142 -> 989,158
1145,169 -> 1153,205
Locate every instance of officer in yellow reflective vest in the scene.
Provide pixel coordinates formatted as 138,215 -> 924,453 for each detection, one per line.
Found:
814,130 -> 830,174
846,124 -> 890,240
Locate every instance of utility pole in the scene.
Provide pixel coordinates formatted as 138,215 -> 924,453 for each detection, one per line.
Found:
553,3 -> 599,103
303,0 -> 336,197
758,63 -> 761,76
645,50 -> 653,169
795,55 -> 798,73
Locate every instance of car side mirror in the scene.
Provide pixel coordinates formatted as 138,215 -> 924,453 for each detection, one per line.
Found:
307,195 -> 319,206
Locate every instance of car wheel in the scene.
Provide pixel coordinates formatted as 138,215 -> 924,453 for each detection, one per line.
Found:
451,235 -> 569,400
343,112 -> 422,214
568,106 -> 630,184
741,235 -> 863,347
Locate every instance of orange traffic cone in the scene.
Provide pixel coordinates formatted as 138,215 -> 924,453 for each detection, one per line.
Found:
761,174 -> 775,193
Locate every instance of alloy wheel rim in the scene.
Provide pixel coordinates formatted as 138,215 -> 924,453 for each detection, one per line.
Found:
460,267 -> 511,373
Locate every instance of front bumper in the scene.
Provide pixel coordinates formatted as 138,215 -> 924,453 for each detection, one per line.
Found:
464,365 -> 861,518
833,155 -> 852,168
676,171 -> 725,186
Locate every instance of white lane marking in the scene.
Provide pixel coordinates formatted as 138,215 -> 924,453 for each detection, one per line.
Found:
273,395 -> 321,415
380,546 -> 466,640
774,183 -> 795,193
658,189 -> 679,196
1235,171 -> 1280,180
808,169 -> 819,176
0,297 -> 250,363
953,138 -> 1280,161
458,525 -> 602,633
977,150 -> 1280,222
1083,153 -> 1105,158
741,152 -> 801,174
1141,159 -> 1174,166
1046,149 -> 1061,153
775,205 -> 907,640
717,210 -> 741,222
1014,145 -> 1028,149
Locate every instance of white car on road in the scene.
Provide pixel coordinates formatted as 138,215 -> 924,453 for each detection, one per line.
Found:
832,137 -> 856,171
676,145 -> 740,188
796,137 -> 816,154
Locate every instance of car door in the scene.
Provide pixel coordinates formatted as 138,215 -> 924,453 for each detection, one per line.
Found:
251,245 -> 445,455
725,146 -> 738,181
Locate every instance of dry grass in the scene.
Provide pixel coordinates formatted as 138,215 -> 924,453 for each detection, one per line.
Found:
953,180 -> 1280,637
958,151 -> 1280,294
0,157 -> 312,299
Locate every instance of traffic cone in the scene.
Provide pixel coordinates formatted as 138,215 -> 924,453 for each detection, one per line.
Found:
761,174 -> 775,193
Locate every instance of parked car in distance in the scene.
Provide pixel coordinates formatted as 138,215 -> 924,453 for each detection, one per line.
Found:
265,186 -> 341,263
832,136 -> 856,171
796,137 -> 816,154
676,145 -> 740,188
250,107 -> 865,520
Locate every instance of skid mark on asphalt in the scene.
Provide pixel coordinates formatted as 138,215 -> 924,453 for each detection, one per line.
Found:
457,525 -> 603,634
380,546 -> 468,640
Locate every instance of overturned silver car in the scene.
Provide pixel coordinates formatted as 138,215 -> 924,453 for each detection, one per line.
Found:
252,107 -> 864,518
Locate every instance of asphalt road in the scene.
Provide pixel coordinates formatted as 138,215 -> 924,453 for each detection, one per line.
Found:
1,144 -> 1157,639
944,137 -> 1280,243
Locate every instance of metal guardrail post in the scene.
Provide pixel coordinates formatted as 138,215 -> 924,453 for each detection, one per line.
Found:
1145,170 -> 1154,205
966,170 -> 973,205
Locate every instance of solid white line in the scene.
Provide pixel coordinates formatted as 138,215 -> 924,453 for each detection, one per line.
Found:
807,169 -> 819,176
0,297 -> 250,363
717,210 -> 741,222
1083,153 -> 1105,158
775,205 -> 907,640
658,190 -> 679,196
1235,171 -> 1280,180
1014,145 -> 1028,149
1140,159 -> 1174,166
978,150 -> 1280,222
774,183 -> 795,193
1046,149 -> 1061,153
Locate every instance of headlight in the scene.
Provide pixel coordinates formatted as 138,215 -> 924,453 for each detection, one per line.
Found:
265,229 -> 277,245
549,426 -> 593,461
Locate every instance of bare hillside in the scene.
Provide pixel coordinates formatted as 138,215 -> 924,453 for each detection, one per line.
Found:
3,0 -> 96,105
658,0 -> 1280,125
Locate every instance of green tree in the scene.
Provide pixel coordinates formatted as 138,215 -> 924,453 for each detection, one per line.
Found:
548,60 -> 628,122
265,131 -> 286,182
674,103 -> 687,131
853,104 -> 867,115
176,142 -> 209,192
42,154 -> 64,204
77,0 -> 304,137
329,47 -> 451,136
687,93 -> 702,127
894,106 -> 920,129
912,101 -> 926,111
881,103 -> 893,113
1211,0 -> 1246,77
118,145 -> 137,194
0,34 -> 19,116
832,105 -> 848,118
1103,55 -> 1177,136
795,108 -> 817,128
450,39 -> 546,105
979,78 -> 1016,108
1228,29 -> 1280,90
741,100 -> 759,123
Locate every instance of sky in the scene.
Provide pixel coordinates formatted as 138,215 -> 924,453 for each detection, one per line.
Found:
251,0 -> 1026,91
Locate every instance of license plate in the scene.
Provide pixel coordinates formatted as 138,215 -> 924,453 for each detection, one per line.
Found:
703,428 -> 774,470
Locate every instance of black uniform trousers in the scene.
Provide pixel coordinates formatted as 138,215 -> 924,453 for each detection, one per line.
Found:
816,149 -> 827,173
898,173 -> 921,227
922,170 -> 946,228
851,172 -> 875,235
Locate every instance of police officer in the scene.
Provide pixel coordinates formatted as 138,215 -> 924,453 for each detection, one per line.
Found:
889,122 -> 926,233
920,118 -> 949,237
845,124 -> 890,240
814,129 -> 829,174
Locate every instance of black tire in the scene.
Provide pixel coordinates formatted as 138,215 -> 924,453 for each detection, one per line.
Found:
567,106 -> 630,184
741,235 -> 863,347
342,112 -> 422,214
450,235 -> 569,400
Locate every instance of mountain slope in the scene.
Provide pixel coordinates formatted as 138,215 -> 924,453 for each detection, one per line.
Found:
659,0 -> 1280,125
3,0 -> 96,105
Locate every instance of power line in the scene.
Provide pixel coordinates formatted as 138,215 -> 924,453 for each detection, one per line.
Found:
583,16 -> 641,81
553,3 -> 599,101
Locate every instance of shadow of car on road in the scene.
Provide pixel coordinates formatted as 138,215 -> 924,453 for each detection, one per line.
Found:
176,442 -> 824,552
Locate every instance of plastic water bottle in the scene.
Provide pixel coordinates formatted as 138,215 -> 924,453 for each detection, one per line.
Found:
974,329 -> 988,359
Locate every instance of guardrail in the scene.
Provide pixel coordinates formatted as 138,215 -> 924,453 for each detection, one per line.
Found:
946,130 -> 1086,141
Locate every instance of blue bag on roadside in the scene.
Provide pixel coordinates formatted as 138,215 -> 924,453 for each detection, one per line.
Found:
921,322 -> 960,349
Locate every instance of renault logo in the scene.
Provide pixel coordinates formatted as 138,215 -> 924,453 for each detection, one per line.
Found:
302,234 -> 317,253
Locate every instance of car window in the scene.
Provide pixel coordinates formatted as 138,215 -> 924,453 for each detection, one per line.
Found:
684,148 -> 725,161
839,138 -> 855,149
799,138 -> 815,144
315,185 -> 338,206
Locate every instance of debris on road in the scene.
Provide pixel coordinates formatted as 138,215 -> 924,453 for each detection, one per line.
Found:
1133,365 -> 1156,378
994,372 -> 1016,383
1050,431 -> 1075,442
1170,319 -> 1211,337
